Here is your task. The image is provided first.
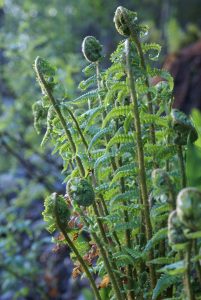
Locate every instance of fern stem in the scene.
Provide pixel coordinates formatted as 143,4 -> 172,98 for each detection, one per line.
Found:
63,106 -> 89,152
184,242 -> 195,300
118,156 -> 135,300
96,62 -> 118,172
130,31 -> 156,147
125,38 -> 156,289
54,204 -> 101,300
35,65 -> 85,177
193,239 -> 201,285
79,209 -> 124,300
177,145 -> 187,188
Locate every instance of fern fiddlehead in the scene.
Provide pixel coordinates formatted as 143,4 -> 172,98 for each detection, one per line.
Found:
43,193 -> 101,300
34,57 -> 85,177
114,7 -> 156,155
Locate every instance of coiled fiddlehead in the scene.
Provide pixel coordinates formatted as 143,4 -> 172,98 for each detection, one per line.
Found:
113,6 -> 137,37
171,109 -> 198,145
176,187 -> 201,231
168,210 -> 187,250
32,100 -> 46,134
82,36 -> 103,63
42,193 -> 70,233
67,178 -> 95,207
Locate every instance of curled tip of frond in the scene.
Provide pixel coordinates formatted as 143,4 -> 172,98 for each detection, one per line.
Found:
82,36 -> 103,63
171,109 -> 198,145
168,210 -> 187,248
43,193 -> 70,233
176,187 -> 201,231
33,56 -> 55,78
113,6 -> 137,37
67,177 -> 95,207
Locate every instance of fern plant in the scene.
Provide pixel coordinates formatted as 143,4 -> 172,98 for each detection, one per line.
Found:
33,6 -> 201,300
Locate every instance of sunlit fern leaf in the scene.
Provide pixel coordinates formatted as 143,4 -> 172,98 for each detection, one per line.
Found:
140,112 -> 169,127
106,133 -> 134,150
110,163 -> 136,185
82,63 -> 96,76
71,89 -> 103,105
78,75 -> 97,91
110,190 -> 136,206
88,128 -> 110,152
84,106 -> 105,130
104,82 -> 127,105
94,153 -> 114,179
102,105 -> 132,128
144,144 -> 177,160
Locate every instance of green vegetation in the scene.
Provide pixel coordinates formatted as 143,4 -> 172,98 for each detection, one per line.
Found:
1,1 -> 201,299
33,6 -> 201,300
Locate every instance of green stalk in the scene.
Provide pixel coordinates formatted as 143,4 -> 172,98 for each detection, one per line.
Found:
184,242 -> 195,300
177,145 -> 187,188
125,38 -> 156,289
35,59 -> 85,177
62,106 -> 89,151
79,209 -> 124,300
118,157 -> 135,300
193,239 -> 201,285
96,61 -> 118,172
54,201 -> 101,300
130,31 -> 156,148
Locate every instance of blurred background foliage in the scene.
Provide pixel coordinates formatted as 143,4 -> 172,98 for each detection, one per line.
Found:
0,0 -> 201,299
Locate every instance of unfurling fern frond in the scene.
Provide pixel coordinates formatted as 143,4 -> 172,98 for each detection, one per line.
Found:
142,43 -> 161,61
32,100 -> 46,134
78,75 -> 97,91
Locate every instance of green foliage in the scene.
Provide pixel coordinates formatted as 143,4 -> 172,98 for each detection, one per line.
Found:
23,3 -> 201,300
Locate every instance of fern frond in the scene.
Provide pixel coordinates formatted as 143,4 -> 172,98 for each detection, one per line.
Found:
144,228 -> 168,254
41,106 -> 55,147
152,274 -> 180,300
110,163 -> 136,185
102,105 -> 132,127
82,63 -> 96,76
72,89 -> 104,105
142,43 -> 161,61
78,75 -> 97,91
88,127 -> 112,151
94,153 -> 113,179
106,133 -> 134,150
104,82 -> 127,105
140,112 -> 169,127
110,190 -> 136,206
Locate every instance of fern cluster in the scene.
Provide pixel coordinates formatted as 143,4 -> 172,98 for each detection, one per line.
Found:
33,6 -> 201,300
